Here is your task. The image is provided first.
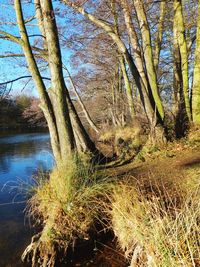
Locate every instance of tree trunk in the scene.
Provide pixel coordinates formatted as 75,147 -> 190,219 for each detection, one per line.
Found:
34,0 -> 47,50
154,1 -> 166,74
173,0 -> 191,122
173,1 -> 189,137
66,94 -> 103,159
192,0 -> 200,124
119,56 -> 135,118
40,0 -> 75,161
133,0 -> 165,121
120,0 -> 148,90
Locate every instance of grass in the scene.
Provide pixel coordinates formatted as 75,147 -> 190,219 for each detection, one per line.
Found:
23,157 -> 112,266
108,175 -> 200,267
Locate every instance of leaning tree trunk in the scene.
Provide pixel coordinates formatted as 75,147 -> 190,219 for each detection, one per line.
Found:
64,66 -> 100,134
66,94 -> 106,163
111,1 -> 135,120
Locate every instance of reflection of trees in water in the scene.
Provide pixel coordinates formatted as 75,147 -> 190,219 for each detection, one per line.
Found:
0,136 -> 51,180
0,139 -> 50,158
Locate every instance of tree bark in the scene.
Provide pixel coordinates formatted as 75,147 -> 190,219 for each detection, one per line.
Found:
154,1 -> 166,74
173,0 -> 191,122
192,0 -> 200,124
40,0 -> 75,161
119,56 -> 135,118
133,0 -> 165,121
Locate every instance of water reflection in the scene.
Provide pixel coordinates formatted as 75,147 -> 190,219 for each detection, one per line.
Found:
0,132 -> 53,266
0,133 -> 53,184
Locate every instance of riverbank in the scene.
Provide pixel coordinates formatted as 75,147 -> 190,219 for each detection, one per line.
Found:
21,138 -> 200,266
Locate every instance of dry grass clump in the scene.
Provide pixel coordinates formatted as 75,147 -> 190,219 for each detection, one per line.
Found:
115,126 -> 141,142
108,177 -> 200,267
100,126 -> 141,143
22,158 -> 112,266
100,125 -> 145,159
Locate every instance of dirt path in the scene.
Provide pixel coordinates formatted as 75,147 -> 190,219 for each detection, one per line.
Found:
108,144 -> 200,180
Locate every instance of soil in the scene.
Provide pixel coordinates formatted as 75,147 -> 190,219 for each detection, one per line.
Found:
107,142 -> 200,180
60,238 -> 128,267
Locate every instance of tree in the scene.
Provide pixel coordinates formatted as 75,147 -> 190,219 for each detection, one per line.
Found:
192,0 -> 200,124
172,0 -> 191,136
2,0 -> 104,165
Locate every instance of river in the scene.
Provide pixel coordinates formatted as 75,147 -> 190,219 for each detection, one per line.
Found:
0,131 -> 53,267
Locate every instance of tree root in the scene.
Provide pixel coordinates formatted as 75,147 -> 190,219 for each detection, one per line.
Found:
22,233 -> 57,267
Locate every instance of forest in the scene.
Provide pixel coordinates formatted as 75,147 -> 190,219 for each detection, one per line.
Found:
0,0 -> 200,266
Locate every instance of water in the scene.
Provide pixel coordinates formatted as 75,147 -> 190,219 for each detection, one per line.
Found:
0,132 -> 53,267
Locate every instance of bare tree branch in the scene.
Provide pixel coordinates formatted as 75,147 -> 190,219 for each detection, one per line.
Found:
0,75 -> 51,86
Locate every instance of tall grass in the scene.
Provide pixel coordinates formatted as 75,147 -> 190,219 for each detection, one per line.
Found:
23,157 -> 112,266
108,177 -> 200,267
